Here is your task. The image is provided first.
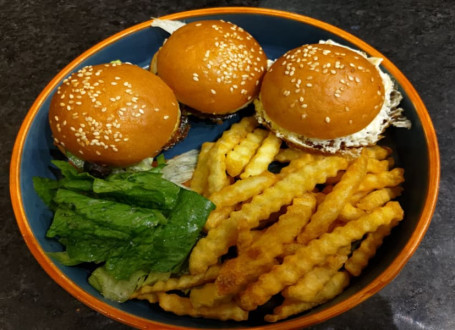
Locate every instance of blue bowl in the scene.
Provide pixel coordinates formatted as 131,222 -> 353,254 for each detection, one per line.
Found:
10,7 -> 440,329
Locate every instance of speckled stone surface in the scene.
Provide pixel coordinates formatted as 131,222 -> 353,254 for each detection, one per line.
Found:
1,0 -> 453,329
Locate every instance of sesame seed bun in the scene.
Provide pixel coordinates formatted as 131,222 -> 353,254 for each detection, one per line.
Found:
154,20 -> 268,115
49,62 -> 181,167
256,41 -> 410,154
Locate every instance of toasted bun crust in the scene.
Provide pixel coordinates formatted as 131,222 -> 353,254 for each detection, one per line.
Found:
259,43 -> 385,140
49,63 -> 180,167
155,20 -> 268,115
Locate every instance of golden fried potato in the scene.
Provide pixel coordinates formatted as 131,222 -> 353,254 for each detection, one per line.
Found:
209,171 -> 277,208
240,132 -> 282,179
356,187 -> 403,211
189,156 -> 348,275
365,145 -> 392,160
189,283 -> 231,308
337,203 -> 366,222
264,271 -> 350,322
157,292 -> 248,321
357,168 -> 404,192
274,148 -> 305,163
226,128 -> 268,177
215,194 -> 316,296
367,158 -> 390,174
283,249 -> 348,302
345,219 -> 399,276
190,142 -> 214,196
204,205 -> 235,231
238,202 -> 403,311
298,152 -> 368,244
138,265 -> 221,294
207,117 -> 257,195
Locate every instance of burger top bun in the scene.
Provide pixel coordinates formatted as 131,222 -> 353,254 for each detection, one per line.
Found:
49,62 -> 180,167
155,20 -> 268,115
260,43 -> 385,140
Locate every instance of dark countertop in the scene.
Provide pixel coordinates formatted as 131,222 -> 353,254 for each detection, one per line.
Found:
1,0 -> 453,329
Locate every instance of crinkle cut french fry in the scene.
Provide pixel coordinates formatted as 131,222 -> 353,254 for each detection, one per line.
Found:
226,128 -> 268,177
365,145 -> 392,160
278,152 -> 320,177
264,271 -> 350,322
205,172 -> 276,231
345,219 -> 399,276
216,194 -> 316,296
207,117 -> 257,195
325,170 -> 345,185
274,148 -> 305,162
189,156 -> 348,275
207,143 -> 231,196
282,249 -> 348,302
357,168 -> 404,192
189,283 -> 231,308
367,158 -> 390,174
280,242 -> 302,257
134,292 -> 159,303
189,219 -> 238,274
298,153 -> 368,244
204,205 -> 235,231
234,156 -> 348,230
190,142 -> 214,195
240,132 -> 282,179
356,187 -> 403,211
238,202 -> 404,311
209,171 -> 277,208
139,265 -> 221,294
157,293 -> 248,321
337,203 -> 366,222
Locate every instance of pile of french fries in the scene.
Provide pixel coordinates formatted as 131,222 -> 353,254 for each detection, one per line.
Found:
132,116 -> 405,322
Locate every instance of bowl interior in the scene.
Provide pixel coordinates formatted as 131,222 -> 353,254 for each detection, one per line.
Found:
16,10 -> 435,329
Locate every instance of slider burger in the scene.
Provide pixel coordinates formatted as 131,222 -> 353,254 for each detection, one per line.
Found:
255,41 -> 410,154
151,20 -> 268,116
49,62 -> 184,171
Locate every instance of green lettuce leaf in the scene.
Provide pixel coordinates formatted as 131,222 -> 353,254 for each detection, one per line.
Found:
88,266 -> 147,302
53,189 -> 167,235
93,171 -> 180,211
34,162 -> 214,292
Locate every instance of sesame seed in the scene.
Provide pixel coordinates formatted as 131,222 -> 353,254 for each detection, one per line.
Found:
325,117 -> 331,123
306,83 -> 312,87
164,115 -> 169,120
210,89 -> 216,95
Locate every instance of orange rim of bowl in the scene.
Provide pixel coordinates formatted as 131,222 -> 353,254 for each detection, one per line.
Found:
10,6 -> 440,330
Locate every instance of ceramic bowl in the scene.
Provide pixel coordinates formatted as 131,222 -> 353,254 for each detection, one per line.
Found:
10,7 -> 440,329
